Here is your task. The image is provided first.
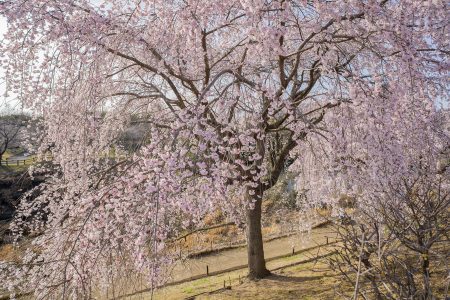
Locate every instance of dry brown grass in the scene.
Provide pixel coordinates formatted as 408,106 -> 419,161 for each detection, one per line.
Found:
145,251 -> 346,300
0,244 -> 18,261
200,261 -> 345,300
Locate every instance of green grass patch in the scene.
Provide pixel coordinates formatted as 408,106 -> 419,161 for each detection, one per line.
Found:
182,286 -> 194,294
191,277 -> 211,287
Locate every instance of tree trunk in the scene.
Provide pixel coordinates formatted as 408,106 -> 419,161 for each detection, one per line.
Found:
245,191 -> 270,279
422,251 -> 432,299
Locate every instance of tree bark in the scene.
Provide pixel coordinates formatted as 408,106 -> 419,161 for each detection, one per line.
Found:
422,251 -> 432,299
245,190 -> 270,279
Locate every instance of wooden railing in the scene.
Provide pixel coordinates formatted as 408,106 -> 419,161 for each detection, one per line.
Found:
0,157 -> 37,166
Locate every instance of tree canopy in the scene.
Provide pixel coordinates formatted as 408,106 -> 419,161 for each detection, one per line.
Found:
0,0 -> 448,298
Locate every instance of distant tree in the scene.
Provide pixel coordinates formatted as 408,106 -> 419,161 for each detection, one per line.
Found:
0,113 -> 27,163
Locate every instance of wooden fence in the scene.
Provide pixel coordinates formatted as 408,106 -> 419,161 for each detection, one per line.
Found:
0,154 -> 124,167
0,157 -> 37,166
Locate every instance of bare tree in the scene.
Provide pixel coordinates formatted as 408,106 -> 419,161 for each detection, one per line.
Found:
330,173 -> 450,299
0,113 -> 27,163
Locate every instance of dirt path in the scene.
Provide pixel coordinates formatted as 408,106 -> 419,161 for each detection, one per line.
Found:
118,225 -> 337,300
166,225 -> 335,283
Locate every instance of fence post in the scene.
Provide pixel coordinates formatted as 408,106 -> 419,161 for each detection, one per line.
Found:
206,265 -> 209,276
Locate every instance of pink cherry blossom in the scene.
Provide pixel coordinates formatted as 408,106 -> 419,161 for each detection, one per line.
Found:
0,0 -> 448,298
